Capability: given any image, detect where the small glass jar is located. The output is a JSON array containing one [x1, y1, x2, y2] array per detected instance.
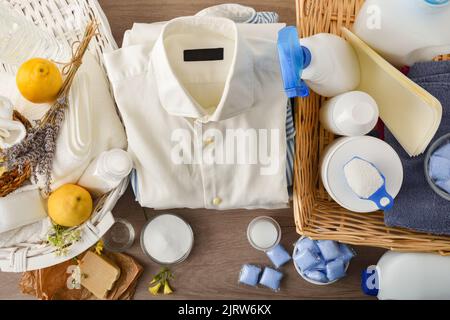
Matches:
[[102, 218, 135, 253], [247, 216, 281, 252], [424, 133, 450, 201]]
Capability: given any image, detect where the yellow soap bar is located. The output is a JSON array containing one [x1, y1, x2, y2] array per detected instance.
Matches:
[[80, 251, 121, 299]]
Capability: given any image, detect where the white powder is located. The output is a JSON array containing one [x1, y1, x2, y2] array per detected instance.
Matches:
[[344, 158, 384, 199], [142, 214, 193, 264], [249, 219, 279, 249]]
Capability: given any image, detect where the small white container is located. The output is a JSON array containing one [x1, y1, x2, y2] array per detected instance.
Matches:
[[319, 91, 379, 136], [320, 136, 403, 213], [247, 216, 281, 251], [78, 149, 133, 197]]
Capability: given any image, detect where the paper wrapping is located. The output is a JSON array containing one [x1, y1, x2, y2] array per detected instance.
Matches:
[[19, 251, 143, 300]]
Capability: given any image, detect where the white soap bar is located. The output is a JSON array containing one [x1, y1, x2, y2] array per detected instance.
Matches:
[[0, 189, 48, 234], [342, 28, 442, 157]]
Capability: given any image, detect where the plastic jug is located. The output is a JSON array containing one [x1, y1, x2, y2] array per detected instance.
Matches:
[[362, 251, 450, 300], [354, 0, 450, 67], [277, 27, 360, 98]]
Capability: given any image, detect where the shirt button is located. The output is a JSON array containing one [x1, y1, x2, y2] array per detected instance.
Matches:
[[213, 197, 222, 206], [204, 137, 215, 146]]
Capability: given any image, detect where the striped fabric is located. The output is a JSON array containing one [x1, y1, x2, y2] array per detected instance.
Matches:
[[286, 99, 296, 187], [247, 11, 280, 24], [247, 9, 296, 187]]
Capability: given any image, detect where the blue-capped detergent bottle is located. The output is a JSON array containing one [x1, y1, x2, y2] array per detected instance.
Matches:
[[362, 251, 450, 300], [278, 27, 360, 98], [354, 0, 450, 66]]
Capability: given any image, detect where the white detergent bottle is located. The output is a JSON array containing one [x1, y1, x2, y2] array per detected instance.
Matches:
[[354, 0, 450, 67], [278, 27, 360, 98], [362, 251, 450, 300], [78, 149, 133, 197]]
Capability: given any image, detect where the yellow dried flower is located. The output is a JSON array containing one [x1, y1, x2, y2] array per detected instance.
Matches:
[[149, 282, 161, 295], [94, 240, 104, 256], [163, 281, 173, 295]]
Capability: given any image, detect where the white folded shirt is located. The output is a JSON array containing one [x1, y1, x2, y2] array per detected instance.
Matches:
[[105, 17, 289, 210]]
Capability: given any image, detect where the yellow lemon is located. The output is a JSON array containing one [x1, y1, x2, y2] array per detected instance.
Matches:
[[48, 184, 93, 227], [16, 58, 63, 104]]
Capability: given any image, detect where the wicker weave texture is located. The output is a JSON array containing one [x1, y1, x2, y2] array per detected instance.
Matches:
[[0, 0, 126, 271], [294, 0, 450, 255]]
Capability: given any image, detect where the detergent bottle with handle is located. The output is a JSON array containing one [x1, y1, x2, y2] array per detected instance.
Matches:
[[353, 0, 450, 67], [277, 26, 360, 98], [362, 251, 450, 300]]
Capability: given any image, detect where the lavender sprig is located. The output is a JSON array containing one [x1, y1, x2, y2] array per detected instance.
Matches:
[[1, 106, 66, 194]]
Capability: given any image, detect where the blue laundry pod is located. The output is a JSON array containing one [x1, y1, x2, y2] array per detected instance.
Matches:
[[259, 267, 284, 291], [429, 155, 450, 181], [317, 240, 341, 262], [294, 248, 321, 272], [304, 270, 328, 283], [238, 264, 262, 287], [266, 244, 291, 268], [295, 237, 320, 254], [339, 243, 356, 263], [326, 259, 347, 282]]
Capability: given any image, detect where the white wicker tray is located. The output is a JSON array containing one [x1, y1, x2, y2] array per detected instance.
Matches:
[[0, 0, 127, 272]]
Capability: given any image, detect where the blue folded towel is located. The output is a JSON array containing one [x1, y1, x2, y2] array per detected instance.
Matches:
[[384, 61, 450, 235]]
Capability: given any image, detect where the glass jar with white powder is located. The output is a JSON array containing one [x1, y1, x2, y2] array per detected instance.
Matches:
[[140, 214, 194, 265]]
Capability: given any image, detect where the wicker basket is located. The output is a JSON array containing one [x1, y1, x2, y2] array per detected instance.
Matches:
[[293, 0, 450, 255], [0, 0, 128, 272]]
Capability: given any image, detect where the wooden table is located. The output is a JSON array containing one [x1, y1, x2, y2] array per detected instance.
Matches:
[[0, 0, 385, 300]]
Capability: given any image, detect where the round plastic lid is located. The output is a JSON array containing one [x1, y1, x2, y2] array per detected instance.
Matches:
[[333, 92, 379, 136], [324, 136, 403, 213], [425, 0, 449, 5]]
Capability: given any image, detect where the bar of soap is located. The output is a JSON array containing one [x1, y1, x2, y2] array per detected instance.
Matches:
[[80, 251, 121, 299]]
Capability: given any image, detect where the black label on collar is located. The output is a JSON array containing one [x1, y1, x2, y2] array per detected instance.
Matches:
[[183, 48, 224, 62]]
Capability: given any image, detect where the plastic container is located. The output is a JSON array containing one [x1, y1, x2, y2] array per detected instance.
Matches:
[[362, 251, 450, 300], [319, 91, 379, 136], [277, 27, 360, 98], [247, 216, 281, 251], [353, 0, 450, 67], [0, 3, 69, 65], [320, 136, 403, 213], [78, 149, 133, 197], [424, 133, 450, 201]]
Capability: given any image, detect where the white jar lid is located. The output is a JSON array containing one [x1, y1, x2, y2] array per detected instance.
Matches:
[[322, 136, 403, 213], [333, 91, 379, 136], [104, 149, 133, 177]]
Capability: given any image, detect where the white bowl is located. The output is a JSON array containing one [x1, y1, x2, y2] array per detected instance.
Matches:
[[293, 237, 350, 286]]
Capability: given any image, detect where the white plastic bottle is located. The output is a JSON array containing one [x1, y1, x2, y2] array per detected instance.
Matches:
[[300, 34, 360, 97], [362, 251, 450, 300], [78, 149, 133, 197], [353, 0, 450, 67]]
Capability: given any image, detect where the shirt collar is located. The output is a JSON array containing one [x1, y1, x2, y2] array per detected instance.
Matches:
[[151, 16, 255, 122]]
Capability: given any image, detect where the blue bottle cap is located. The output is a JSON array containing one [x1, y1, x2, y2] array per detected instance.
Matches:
[[425, 0, 449, 5], [277, 26, 310, 98], [361, 266, 379, 297]]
